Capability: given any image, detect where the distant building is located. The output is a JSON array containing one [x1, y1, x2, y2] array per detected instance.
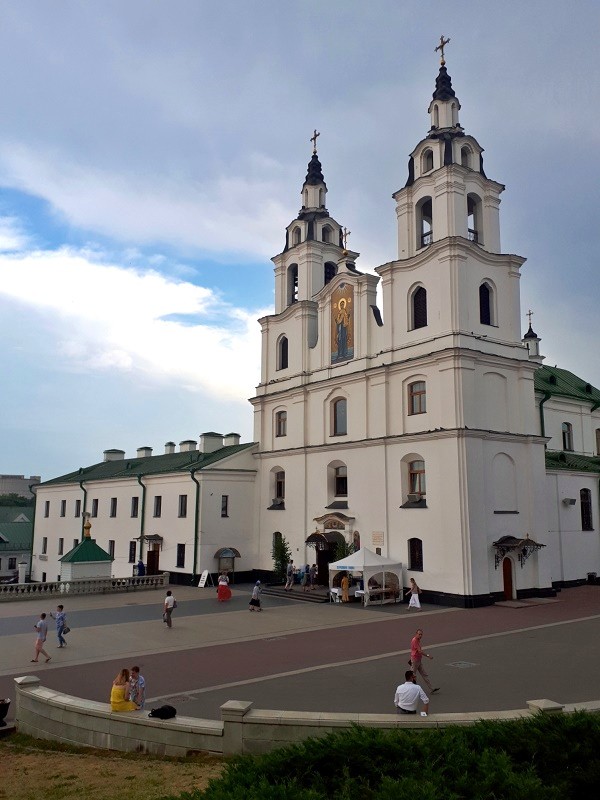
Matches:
[[0, 474, 41, 499], [0, 509, 33, 582]]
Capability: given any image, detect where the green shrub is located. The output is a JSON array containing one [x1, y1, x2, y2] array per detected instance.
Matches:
[[158, 713, 600, 800]]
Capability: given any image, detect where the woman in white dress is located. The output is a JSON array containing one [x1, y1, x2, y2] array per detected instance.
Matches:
[[405, 578, 422, 610]]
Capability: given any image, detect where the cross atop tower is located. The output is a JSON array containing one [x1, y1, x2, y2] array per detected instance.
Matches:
[[310, 129, 320, 155], [342, 227, 351, 250], [527, 309, 534, 327], [435, 35, 451, 66]]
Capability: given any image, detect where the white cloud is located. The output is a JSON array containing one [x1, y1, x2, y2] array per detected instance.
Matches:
[[0, 215, 30, 251], [0, 247, 267, 400]]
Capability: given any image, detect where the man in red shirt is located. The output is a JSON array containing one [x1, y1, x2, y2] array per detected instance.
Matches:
[[410, 628, 439, 694]]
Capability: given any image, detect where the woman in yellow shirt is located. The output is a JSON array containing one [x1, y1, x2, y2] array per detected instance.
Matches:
[[110, 668, 139, 712]]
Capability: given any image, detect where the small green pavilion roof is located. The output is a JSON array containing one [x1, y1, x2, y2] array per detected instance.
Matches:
[[60, 537, 113, 563]]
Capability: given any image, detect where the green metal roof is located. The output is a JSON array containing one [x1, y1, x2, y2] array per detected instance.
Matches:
[[60, 537, 113, 563], [40, 442, 256, 487], [545, 450, 600, 474], [535, 365, 600, 404], [0, 507, 33, 523], [0, 521, 33, 548]]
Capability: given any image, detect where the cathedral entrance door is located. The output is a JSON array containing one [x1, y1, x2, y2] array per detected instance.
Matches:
[[147, 547, 160, 576], [502, 557, 514, 600], [316, 546, 332, 587]]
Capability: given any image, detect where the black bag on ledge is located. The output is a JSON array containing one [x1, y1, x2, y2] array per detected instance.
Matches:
[[148, 705, 177, 720]]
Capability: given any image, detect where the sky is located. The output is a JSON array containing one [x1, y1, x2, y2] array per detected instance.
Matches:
[[1, 0, 599, 480]]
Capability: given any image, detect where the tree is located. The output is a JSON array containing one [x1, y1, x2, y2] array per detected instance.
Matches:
[[333, 540, 355, 561], [271, 534, 292, 583], [0, 494, 34, 507]]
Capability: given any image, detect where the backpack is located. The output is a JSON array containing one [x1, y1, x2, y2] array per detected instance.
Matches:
[[148, 705, 177, 720]]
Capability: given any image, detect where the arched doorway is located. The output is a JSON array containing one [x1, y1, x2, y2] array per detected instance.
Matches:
[[305, 530, 345, 586], [502, 557, 514, 601]]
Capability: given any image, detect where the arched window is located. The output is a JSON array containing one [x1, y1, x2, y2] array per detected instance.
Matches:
[[303, 190, 308, 208], [433, 104, 439, 127], [277, 336, 289, 370], [293, 227, 301, 246], [409, 460, 426, 497], [581, 488, 593, 530], [319, 188, 325, 207], [275, 470, 286, 501], [562, 422, 573, 451], [451, 102, 457, 126], [324, 261, 337, 285], [408, 538, 423, 571], [479, 282, 492, 325], [408, 381, 426, 415], [461, 146, 471, 168], [332, 398, 347, 436], [322, 224, 332, 243], [286, 265, 298, 306], [273, 530, 282, 549], [275, 410, 287, 437], [334, 465, 348, 496], [467, 194, 482, 243], [417, 197, 433, 248], [411, 286, 428, 330], [422, 148, 434, 173]]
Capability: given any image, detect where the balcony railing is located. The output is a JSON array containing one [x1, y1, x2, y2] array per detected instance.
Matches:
[[0, 572, 170, 601]]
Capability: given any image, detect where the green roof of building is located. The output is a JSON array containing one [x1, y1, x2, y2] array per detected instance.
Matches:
[[60, 537, 113, 563], [0, 521, 33, 548], [40, 442, 256, 487], [0, 507, 33, 523], [535, 365, 600, 404], [545, 450, 600, 474]]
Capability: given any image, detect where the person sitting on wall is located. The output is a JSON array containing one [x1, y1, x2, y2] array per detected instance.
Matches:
[[111, 668, 140, 712], [394, 670, 429, 716]]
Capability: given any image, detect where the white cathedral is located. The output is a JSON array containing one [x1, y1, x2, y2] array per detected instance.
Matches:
[[31, 55, 600, 607]]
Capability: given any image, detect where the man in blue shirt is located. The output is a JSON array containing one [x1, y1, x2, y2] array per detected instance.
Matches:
[[50, 604, 67, 648]]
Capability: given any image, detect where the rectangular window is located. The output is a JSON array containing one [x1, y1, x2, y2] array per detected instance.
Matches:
[[75, 499, 81, 518], [408, 381, 427, 415], [153, 496, 162, 517], [91, 498, 99, 517], [108, 540, 115, 558], [58, 538, 64, 556], [335, 466, 348, 497], [44, 501, 50, 518], [8, 557, 17, 570], [128, 541, 136, 563], [42, 572, 46, 582], [275, 471, 285, 500], [110, 497, 118, 518], [178, 494, 188, 518], [332, 398, 347, 436], [275, 410, 287, 437], [73, 538, 79, 550], [42, 537, 48, 555], [60, 500, 66, 517], [176, 543, 185, 568], [221, 495, 229, 518], [131, 496, 139, 518]]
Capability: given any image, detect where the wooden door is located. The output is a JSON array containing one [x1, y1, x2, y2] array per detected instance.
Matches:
[[502, 557, 513, 600], [147, 548, 160, 576]]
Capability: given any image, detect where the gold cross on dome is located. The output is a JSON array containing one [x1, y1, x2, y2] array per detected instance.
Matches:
[[342, 227, 351, 249], [435, 35, 451, 66], [310, 129, 320, 154], [527, 309, 534, 326]]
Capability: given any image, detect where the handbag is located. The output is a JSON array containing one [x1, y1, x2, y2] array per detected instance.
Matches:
[[173, 600, 178, 609], [62, 625, 71, 635]]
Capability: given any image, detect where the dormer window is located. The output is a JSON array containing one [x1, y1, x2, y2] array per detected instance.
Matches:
[[322, 224, 332, 243], [293, 227, 301, 246], [422, 148, 434, 173], [461, 146, 471, 168]]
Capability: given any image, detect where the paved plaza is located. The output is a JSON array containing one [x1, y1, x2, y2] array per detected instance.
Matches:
[[1, 584, 599, 723]]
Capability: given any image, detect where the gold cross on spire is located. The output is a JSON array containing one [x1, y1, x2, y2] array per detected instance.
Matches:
[[435, 35, 451, 66], [310, 129, 320, 155], [527, 309, 534, 327], [342, 227, 351, 250]]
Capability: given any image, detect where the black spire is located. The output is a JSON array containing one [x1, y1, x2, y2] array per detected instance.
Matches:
[[305, 153, 325, 186], [432, 65, 456, 101], [523, 324, 538, 340]]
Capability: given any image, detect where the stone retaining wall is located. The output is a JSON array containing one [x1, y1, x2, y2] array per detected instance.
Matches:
[[0, 573, 169, 601], [14, 676, 600, 757]]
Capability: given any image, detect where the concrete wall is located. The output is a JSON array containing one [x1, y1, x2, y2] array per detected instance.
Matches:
[[15, 676, 600, 758]]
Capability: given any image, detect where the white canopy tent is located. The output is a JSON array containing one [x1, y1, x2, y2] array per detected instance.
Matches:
[[328, 547, 403, 606]]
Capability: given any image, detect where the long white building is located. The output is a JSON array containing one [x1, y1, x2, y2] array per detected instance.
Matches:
[[31, 57, 600, 605]]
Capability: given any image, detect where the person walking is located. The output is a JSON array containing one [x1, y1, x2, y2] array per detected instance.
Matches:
[[129, 666, 146, 708], [285, 559, 294, 591], [410, 628, 439, 694], [309, 563, 317, 590], [394, 670, 430, 715], [249, 580, 262, 611], [163, 590, 176, 628], [405, 578, 422, 610], [31, 613, 51, 663], [301, 565, 310, 592], [217, 571, 232, 602], [50, 604, 68, 648]]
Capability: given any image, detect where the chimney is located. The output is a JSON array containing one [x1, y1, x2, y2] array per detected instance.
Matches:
[[164, 441, 176, 454], [103, 449, 125, 462], [179, 440, 197, 453], [223, 432, 241, 447], [199, 432, 224, 453], [137, 446, 153, 458]]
